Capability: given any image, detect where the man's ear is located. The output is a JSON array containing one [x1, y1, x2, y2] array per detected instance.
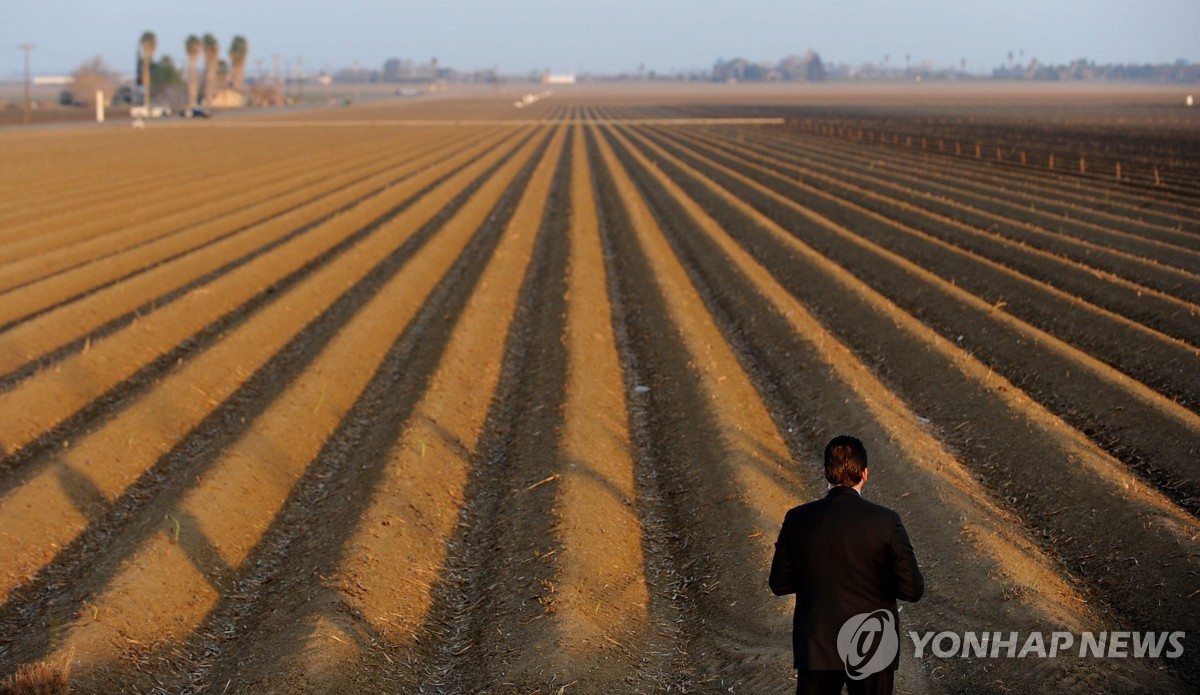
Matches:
[[861, 467, 869, 485]]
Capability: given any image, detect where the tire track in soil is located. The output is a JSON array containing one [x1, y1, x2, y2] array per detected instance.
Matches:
[[683, 127, 1200, 350], [0, 128, 515, 473], [639, 126, 1200, 515], [12, 129, 549, 694], [0, 129, 539, 671], [610, 124, 1187, 694], [173, 127, 562, 695], [616, 124, 1200, 687], [590, 125, 813, 693]]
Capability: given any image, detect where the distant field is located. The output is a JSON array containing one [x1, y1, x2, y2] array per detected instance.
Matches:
[[0, 84, 1197, 694]]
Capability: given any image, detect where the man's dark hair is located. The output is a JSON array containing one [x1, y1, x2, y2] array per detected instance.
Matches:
[[824, 435, 868, 486]]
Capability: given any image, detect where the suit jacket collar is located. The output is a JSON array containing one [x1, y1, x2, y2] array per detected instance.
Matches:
[[826, 485, 861, 498]]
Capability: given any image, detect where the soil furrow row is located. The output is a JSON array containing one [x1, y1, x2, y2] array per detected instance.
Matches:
[[0, 136, 382, 260], [0, 128, 547, 693], [733, 127, 1200, 280], [676, 126, 1200, 348], [608, 123, 1188, 694], [0, 129, 531, 614], [589, 124, 808, 692], [587, 121, 706, 692], [549, 126, 663, 686], [0, 147, 252, 233], [656, 127, 1200, 405], [646, 125, 1200, 512], [422, 126, 599, 692], [1, 96, 1193, 695], [0, 129, 337, 218], [774, 125, 1200, 239], [773, 113, 1200, 196], [0, 130, 388, 249], [721, 130, 1200, 308], [0, 130, 449, 296], [0, 129, 469, 326], [0, 128, 515, 465], [616, 122, 1200, 685], [0, 129, 508, 399], [157, 127, 560, 695]]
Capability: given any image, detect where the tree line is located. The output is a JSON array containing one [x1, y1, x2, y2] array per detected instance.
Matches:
[[989, 58, 1200, 83], [712, 52, 826, 82], [139, 31, 249, 108], [65, 32, 249, 109]]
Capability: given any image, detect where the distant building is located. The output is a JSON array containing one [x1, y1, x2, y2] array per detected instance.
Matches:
[[207, 87, 248, 108], [33, 75, 73, 86], [542, 73, 576, 85]]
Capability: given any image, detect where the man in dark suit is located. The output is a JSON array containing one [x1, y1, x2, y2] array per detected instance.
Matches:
[[770, 435, 924, 695]]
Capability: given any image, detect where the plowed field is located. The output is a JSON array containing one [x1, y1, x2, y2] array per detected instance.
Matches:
[[1, 85, 1197, 694]]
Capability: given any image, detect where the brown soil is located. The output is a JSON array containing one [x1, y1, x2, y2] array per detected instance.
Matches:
[[0, 85, 1195, 694]]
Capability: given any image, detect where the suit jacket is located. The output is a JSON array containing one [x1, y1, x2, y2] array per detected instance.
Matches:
[[769, 486, 924, 670]]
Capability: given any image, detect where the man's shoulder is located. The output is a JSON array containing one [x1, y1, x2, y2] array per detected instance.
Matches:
[[857, 494, 902, 519], [784, 496, 827, 519], [785, 491, 901, 523]]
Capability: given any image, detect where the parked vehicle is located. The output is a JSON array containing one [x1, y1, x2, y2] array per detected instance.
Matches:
[[181, 107, 211, 119], [130, 104, 171, 118]]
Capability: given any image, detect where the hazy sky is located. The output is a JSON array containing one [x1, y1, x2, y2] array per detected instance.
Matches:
[[4, 0, 1198, 78]]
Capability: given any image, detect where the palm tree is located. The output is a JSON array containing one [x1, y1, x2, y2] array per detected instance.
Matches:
[[229, 36, 249, 91], [185, 35, 201, 109], [202, 33, 219, 105], [139, 31, 156, 108]]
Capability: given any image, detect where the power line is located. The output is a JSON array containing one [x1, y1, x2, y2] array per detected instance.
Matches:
[[18, 44, 35, 125]]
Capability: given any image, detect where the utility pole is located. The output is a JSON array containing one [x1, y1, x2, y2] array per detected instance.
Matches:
[[18, 44, 35, 125], [272, 53, 281, 103], [296, 55, 303, 101]]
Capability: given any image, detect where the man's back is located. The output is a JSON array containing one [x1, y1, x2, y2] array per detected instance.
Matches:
[[769, 486, 924, 671]]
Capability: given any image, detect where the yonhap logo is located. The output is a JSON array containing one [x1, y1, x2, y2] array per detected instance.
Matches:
[[838, 610, 899, 679]]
